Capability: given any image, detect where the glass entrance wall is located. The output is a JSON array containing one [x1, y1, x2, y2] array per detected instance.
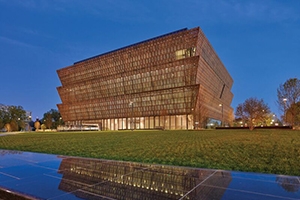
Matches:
[[149, 117, 154, 129], [65, 114, 195, 130], [170, 116, 175, 129], [83, 114, 193, 130]]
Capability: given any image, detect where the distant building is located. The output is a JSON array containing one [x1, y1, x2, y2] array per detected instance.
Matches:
[[57, 27, 234, 130]]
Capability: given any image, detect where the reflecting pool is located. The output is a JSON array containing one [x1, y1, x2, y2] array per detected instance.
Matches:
[[0, 150, 299, 199]]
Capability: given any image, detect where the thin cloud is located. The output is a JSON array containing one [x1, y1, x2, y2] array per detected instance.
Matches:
[[230, 1, 300, 22], [0, 0, 66, 13], [69, 0, 153, 23], [170, 0, 300, 24], [0, 35, 38, 48], [1, 0, 41, 9]]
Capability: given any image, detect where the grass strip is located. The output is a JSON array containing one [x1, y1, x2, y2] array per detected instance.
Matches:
[[0, 129, 299, 176]]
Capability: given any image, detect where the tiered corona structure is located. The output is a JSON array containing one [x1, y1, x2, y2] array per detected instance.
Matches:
[[57, 27, 233, 130]]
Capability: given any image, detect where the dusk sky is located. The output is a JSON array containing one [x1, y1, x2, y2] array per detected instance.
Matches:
[[0, 0, 299, 119]]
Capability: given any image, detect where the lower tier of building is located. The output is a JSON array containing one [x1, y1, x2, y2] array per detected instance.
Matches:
[[58, 114, 211, 131]]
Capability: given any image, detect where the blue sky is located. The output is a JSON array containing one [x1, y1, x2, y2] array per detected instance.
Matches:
[[0, 0, 299, 119]]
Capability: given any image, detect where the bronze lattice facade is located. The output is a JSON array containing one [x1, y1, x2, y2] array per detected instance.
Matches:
[[57, 27, 233, 130]]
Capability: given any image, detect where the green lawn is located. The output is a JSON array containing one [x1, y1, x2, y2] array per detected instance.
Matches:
[[0, 129, 299, 176]]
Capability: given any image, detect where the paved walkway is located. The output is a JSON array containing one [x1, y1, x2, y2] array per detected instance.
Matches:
[[0, 131, 23, 136], [0, 150, 299, 200]]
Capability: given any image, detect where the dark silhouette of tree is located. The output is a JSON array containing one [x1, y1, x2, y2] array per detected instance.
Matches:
[[277, 78, 300, 126], [285, 102, 300, 127]]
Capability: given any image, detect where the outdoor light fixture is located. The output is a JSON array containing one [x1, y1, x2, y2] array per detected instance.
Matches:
[[283, 98, 287, 125], [219, 103, 223, 127]]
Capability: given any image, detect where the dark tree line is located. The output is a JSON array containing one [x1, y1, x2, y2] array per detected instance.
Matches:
[[0, 106, 63, 132]]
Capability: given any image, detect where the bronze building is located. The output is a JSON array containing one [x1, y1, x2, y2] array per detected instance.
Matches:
[[57, 27, 233, 130]]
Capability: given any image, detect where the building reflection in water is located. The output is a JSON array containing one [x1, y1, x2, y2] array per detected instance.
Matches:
[[57, 157, 232, 200]]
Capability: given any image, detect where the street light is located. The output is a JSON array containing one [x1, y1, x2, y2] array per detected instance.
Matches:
[[219, 103, 223, 127], [283, 98, 287, 125], [129, 101, 134, 130]]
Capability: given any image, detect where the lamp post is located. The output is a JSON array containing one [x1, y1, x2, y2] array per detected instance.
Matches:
[[129, 101, 134, 130], [283, 98, 287, 125], [219, 103, 223, 127]]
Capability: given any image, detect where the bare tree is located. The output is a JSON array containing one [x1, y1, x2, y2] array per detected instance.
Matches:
[[235, 97, 270, 130], [277, 78, 300, 126]]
